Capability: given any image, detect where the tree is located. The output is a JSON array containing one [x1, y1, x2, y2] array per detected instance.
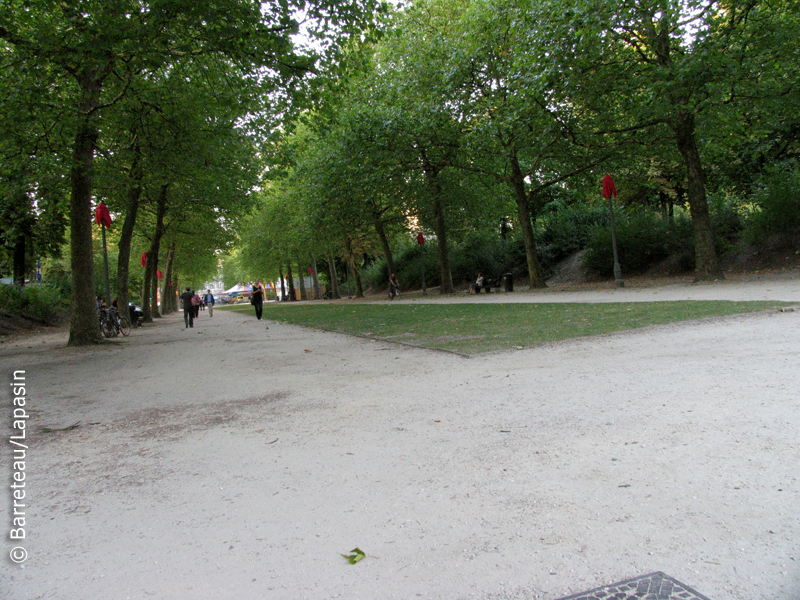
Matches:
[[533, 0, 800, 279], [1, 0, 384, 344]]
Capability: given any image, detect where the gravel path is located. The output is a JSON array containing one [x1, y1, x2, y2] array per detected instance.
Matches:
[[2, 275, 799, 600]]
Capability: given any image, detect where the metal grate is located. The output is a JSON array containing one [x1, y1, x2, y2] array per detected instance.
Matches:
[[554, 571, 713, 600]]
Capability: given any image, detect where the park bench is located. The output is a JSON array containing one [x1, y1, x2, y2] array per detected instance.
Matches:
[[475, 273, 513, 293]]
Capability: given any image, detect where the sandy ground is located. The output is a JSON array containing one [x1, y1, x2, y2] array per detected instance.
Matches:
[[2, 275, 799, 600]]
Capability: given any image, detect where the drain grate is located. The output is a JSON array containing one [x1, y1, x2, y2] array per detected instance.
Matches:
[[554, 571, 712, 600]]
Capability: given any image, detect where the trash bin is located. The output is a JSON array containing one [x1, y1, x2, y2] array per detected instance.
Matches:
[[504, 272, 513, 292]]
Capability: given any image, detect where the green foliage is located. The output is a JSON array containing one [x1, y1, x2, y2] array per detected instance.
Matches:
[[583, 210, 693, 276], [706, 190, 748, 256], [747, 163, 800, 244], [0, 283, 68, 323], [363, 233, 527, 290], [537, 204, 610, 271]]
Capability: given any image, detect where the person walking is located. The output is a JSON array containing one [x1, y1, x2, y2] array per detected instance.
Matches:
[[204, 289, 215, 317], [192, 290, 201, 319], [180, 287, 195, 328], [251, 280, 264, 320], [389, 272, 400, 300]]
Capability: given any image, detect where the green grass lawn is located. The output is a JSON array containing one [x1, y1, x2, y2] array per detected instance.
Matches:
[[221, 300, 790, 355]]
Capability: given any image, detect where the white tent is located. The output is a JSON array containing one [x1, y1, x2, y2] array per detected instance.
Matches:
[[223, 283, 252, 295]]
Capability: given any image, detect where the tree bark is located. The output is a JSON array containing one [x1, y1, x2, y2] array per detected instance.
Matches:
[[419, 157, 454, 294], [67, 74, 105, 346], [161, 242, 175, 315], [673, 110, 722, 280], [150, 265, 160, 318], [286, 261, 296, 301], [509, 150, 546, 288], [328, 250, 340, 299], [352, 258, 364, 298], [142, 184, 168, 322], [309, 252, 321, 299], [370, 207, 396, 280], [116, 141, 142, 322], [296, 255, 307, 300]]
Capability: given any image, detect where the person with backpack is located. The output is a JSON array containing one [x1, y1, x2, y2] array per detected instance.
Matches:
[[204, 289, 215, 317]]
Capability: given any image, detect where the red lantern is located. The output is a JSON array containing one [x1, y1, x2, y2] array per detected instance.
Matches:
[[141, 252, 147, 267], [307, 267, 313, 274], [157, 269, 163, 279], [417, 232, 425, 245], [602, 174, 617, 199], [94, 202, 112, 228]]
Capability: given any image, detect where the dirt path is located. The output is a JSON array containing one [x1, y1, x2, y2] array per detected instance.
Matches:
[[2, 277, 799, 600]]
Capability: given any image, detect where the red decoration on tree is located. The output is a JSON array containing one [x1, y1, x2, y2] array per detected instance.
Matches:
[[141, 252, 147, 267], [417, 232, 425, 245], [94, 202, 112, 228], [307, 267, 313, 274], [157, 269, 163, 279], [602, 174, 617, 199]]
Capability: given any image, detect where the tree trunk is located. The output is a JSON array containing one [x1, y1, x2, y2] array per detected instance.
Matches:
[[509, 151, 546, 288], [150, 266, 160, 317], [142, 184, 168, 322], [352, 257, 364, 298], [142, 250, 153, 322], [296, 255, 307, 300], [161, 242, 175, 315], [370, 207, 396, 280], [328, 250, 340, 299], [673, 111, 721, 280], [170, 272, 179, 312], [309, 252, 321, 299], [278, 265, 286, 301], [67, 76, 104, 346], [116, 141, 142, 322], [420, 157, 454, 294], [286, 261, 296, 301]]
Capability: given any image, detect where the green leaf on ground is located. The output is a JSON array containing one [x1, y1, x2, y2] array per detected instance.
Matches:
[[341, 547, 365, 564]]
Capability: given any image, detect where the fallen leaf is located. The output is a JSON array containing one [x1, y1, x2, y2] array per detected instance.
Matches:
[[304, 349, 312, 353], [341, 547, 365, 564]]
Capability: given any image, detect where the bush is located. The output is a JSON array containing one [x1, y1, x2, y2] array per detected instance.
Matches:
[[362, 233, 528, 292], [0, 283, 69, 323], [537, 204, 609, 273], [747, 164, 800, 245], [583, 210, 693, 277]]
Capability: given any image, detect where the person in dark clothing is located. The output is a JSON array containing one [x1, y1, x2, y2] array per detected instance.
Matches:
[[180, 287, 195, 328], [251, 280, 264, 320]]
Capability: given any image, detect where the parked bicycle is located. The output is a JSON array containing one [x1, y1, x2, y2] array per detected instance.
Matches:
[[99, 306, 130, 338]]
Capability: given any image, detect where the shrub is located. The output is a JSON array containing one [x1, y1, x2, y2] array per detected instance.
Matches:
[[0, 283, 69, 323], [746, 164, 800, 245], [583, 210, 693, 276], [537, 204, 609, 273]]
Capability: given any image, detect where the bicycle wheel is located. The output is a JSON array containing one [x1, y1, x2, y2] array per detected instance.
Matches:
[[118, 317, 131, 337], [101, 316, 114, 338]]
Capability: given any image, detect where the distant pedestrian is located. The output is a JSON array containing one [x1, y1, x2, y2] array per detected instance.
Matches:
[[204, 289, 215, 317], [389, 273, 400, 300], [180, 287, 194, 328], [192, 291, 201, 318], [251, 280, 264, 320]]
